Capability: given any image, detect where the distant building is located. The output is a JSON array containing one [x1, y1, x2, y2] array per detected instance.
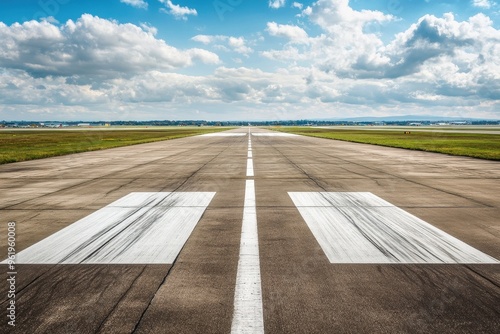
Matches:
[[78, 123, 90, 127]]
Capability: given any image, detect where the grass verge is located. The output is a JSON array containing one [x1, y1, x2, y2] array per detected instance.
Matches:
[[0, 127, 233, 164], [273, 127, 500, 161]]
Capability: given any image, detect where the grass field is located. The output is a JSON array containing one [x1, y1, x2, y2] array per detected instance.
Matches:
[[273, 127, 500, 161], [0, 127, 232, 164]]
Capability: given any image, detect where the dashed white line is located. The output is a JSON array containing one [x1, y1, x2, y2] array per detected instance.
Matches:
[[246, 159, 254, 177], [231, 179, 264, 334], [247, 131, 254, 177]]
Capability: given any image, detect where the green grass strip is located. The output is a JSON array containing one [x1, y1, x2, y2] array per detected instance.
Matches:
[[273, 127, 500, 161], [0, 127, 233, 164]]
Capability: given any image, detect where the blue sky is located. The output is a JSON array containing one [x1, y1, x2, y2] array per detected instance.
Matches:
[[0, 0, 499, 121]]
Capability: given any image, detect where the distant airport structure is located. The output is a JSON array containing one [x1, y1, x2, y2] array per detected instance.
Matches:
[[0, 117, 497, 128]]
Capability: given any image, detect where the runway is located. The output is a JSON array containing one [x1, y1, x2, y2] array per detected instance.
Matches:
[[1, 128, 499, 333]]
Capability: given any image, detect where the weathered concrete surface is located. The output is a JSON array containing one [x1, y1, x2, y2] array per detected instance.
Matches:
[[1, 128, 499, 333]]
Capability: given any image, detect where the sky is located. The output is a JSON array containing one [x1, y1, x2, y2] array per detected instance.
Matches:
[[0, 0, 499, 121]]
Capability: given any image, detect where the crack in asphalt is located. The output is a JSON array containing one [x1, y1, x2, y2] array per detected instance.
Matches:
[[95, 265, 147, 333]]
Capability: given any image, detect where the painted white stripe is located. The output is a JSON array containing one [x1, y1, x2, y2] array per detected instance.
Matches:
[[231, 180, 264, 334], [289, 192, 499, 264], [251, 133, 298, 137], [248, 151, 253, 158], [246, 159, 254, 177], [9, 192, 215, 264], [201, 133, 247, 137]]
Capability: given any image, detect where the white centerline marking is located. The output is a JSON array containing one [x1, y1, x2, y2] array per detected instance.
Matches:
[[289, 192, 499, 264], [8, 192, 215, 264], [247, 159, 254, 177], [247, 133, 254, 177], [231, 180, 264, 334]]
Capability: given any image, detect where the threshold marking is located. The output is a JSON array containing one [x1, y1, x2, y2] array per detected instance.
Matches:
[[231, 180, 264, 333], [10, 192, 215, 264], [289, 192, 499, 264]]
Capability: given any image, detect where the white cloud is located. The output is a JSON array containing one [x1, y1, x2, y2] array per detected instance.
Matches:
[[383, 13, 500, 80], [263, 0, 497, 91], [307, 0, 394, 32], [159, 0, 197, 20], [1, 1, 499, 121], [261, 46, 308, 62], [267, 0, 393, 75], [266, 22, 309, 43], [120, 0, 148, 9], [192, 35, 253, 54], [269, 0, 286, 9], [0, 15, 219, 78], [301, 6, 312, 16], [292, 2, 303, 9], [259, 1, 500, 113], [191, 34, 219, 44], [409, 91, 445, 101], [228, 37, 253, 54], [472, 0, 493, 9], [1, 62, 498, 121]]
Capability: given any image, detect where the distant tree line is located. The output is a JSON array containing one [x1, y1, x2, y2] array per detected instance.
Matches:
[[1, 119, 499, 128]]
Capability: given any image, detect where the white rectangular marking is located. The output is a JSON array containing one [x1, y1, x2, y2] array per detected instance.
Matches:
[[289, 192, 499, 264], [246, 158, 254, 177], [248, 151, 253, 158], [9, 192, 215, 264], [231, 180, 264, 334]]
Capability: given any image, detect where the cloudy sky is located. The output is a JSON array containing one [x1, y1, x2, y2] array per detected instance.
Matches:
[[0, 0, 499, 121]]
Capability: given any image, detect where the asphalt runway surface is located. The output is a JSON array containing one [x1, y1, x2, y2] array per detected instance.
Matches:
[[1, 128, 499, 333]]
